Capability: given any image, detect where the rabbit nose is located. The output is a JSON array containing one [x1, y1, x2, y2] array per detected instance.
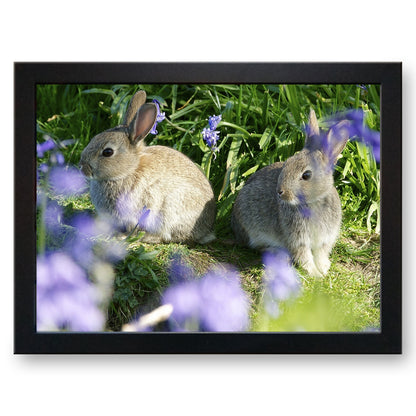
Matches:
[[278, 189, 284, 197], [80, 162, 92, 177]]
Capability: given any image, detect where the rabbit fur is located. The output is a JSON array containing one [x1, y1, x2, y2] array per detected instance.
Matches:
[[80, 90, 216, 244], [231, 109, 350, 277]]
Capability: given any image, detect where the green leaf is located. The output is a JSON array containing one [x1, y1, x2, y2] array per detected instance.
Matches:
[[138, 250, 159, 261], [242, 165, 259, 177], [367, 201, 380, 233], [226, 135, 243, 168], [259, 127, 272, 150], [82, 88, 117, 99]]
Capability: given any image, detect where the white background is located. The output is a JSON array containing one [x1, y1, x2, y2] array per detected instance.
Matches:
[[1, 1, 413, 414]]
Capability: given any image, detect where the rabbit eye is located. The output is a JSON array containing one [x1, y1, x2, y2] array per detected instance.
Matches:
[[302, 170, 312, 180], [102, 148, 114, 157]]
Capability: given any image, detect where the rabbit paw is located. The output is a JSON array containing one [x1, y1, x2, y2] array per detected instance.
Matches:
[[303, 261, 324, 278], [315, 257, 331, 276], [295, 248, 323, 278], [313, 247, 332, 276]]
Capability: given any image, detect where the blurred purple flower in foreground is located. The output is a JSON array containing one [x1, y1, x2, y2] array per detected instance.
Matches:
[[65, 213, 126, 269], [163, 257, 249, 332], [37, 252, 105, 331], [308, 109, 380, 163], [116, 193, 162, 234], [150, 99, 166, 135], [49, 166, 88, 196], [296, 192, 312, 218], [262, 250, 301, 318], [37, 137, 56, 157], [43, 200, 63, 232], [168, 253, 195, 284], [339, 109, 380, 162]]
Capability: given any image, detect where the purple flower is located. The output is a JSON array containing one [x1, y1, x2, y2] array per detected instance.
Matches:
[[296, 192, 312, 218], [39, 163, 49, 173], [150, 99, 166, 135], [137, 206, 162, 233], [64, 234, 96, 270], [202, 128, 220, 149], [201, 114, 222, 152], [71, 213, 101, 238], [116, 194, 162, 234], [362, 129, 380, 162], [49, 166, 88, 196], [168, 254, 195, 284], [37, 138, 56, 158], [198, 267, 249, 332], [163, 261, 249, 332], [262, 250, 301, 318], [208, 114, 222, 130], [51, 151, 65, 165], [71, 213, 113, 238], [163, 280, 201, 331], [320, 109, 381, 163], [66, 213, 126, 268], [43, 200, 63, 232], [37, 252, 105, 331]]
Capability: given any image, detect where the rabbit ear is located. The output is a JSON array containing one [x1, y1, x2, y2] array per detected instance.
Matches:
[[304, 109, 322, 150], [307, 109, 320, 137], [304, 110, 350, 164], [326, 120, 350, 159], [124, 90, 147, 125], [128, 103, 158, 145]]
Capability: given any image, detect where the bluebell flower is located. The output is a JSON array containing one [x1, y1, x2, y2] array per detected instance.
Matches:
[[316, 109, 381, 163], [52, 151, 65, 165], [137, 206, 162, 233], [37, 252, 105, 331], [201, 114, 222, 152], [43, 200, 63, 233], [65, 213, 107, 269], [49, 166, 88, 196], [208, 114, 222, 130], [71, 213, 102, 238], [116, 193, 162, 234], [37, 137, 56, 158], [198, 267, 249, 332], [150, 99, 166, 135], [168, 254, 196, 284], [202, 128, 220, 149], [163, 260, 249, 332], [296, 192, 312, 218], [64, 234, 96, 270], [363, 129, 380, 162], [163, 280, 201, 331], [63, 216, 126, 273], [262, 250, 301, 318]]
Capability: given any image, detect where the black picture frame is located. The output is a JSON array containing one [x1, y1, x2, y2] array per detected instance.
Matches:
[[14, 62, 402, 354]]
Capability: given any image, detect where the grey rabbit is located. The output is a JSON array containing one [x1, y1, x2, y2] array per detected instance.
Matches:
[[80, 90, 216, 244], [231, 109, 350, 277]]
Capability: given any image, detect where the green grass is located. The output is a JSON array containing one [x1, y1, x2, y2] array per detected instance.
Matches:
[[36, 83, 381, 332]]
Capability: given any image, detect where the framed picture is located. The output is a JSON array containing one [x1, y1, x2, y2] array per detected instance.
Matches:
[[14, 62, 401, 354]]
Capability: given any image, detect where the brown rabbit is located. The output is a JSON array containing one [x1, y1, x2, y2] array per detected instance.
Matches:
[[80, 90, 216, 244], [231, 110, 350, 277]]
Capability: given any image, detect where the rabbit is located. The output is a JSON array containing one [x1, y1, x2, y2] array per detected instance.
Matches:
[[231, 109, 350, 277], [79, 90, 216, 244]]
